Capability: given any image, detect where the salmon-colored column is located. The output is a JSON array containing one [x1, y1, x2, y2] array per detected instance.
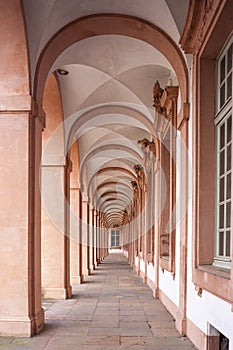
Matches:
[[81, 196, 91, 276], [96, 212, 101, 264], [89, 206, 95, 271], [104, 225, 108, 257], [0, 105, 45, 336], [70, 182, 83, 284], [100, 216, 104, 261], [176, 120, 189, 335], [41, 159, 72, 299], [93, 210, 98, 268]]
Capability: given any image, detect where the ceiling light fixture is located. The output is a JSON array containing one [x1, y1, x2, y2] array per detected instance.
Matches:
[[56, 68, 69, 76]]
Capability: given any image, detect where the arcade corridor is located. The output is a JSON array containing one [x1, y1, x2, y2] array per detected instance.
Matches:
[[0, 254, 195, 349], [1, 2, 233, 349]]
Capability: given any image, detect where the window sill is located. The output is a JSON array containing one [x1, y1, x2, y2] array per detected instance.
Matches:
[[193, 264, 233, 304], [159, 256, 175, 277], [198, 264, 231, 279], [146, 252, 153, 264]]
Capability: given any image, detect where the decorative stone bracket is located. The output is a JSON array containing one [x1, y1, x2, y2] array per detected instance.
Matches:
[[137, 138, 157, 172], [153, 80, 179, 136]]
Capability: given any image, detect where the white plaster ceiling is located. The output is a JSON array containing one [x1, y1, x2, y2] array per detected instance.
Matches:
[[22, 1, 189, 227], [22, 0, 189, 78]]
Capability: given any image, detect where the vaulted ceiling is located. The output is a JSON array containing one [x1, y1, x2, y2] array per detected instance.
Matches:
[[22, 0, 189, 227]]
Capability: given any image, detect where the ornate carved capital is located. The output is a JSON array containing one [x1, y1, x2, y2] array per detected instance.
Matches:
[[133, 164, 145, 190], [153, 80, 165, 114], [138, 138, 156, 156], [153, 81, 179, 135]]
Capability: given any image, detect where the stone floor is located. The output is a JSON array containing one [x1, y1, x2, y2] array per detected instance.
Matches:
[[0, 254, 196, 349]]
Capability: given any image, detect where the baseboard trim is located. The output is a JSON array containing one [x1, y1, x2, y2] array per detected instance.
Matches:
[[0, 308, 44, 337], [186, 318, 207, 350]]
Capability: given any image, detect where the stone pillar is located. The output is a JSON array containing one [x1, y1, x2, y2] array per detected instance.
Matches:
[[93, 210, 98, 268], [0, 99, 44, 336], [104, 227, 108, 257], [96, 212, 101, 264], [176, 120, 188, 335], [89, 206, 95, 271], [81, 196, 91, 276], [100, 216, 104, 260], [70, 182, 83, 284], [41, 158, 72, 299]]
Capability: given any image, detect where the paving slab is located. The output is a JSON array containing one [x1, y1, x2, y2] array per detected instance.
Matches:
[[0, 254, 196, 349]]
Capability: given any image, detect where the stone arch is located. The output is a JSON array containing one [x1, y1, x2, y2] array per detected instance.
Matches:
[[34, 14, 189, 117]]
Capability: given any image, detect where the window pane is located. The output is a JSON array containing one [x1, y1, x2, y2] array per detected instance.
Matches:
[[220, 83, 225, 107], [220, 150, 225, 175], [226, 231, 231, 257], [226, 202, 231, 228], [227, 43, 232, 72], [215, 37, 232, 264], [219, 205, 225, 228], [220, 123, 225, 149], [219, 177, 225, 202], [227, 73, 232, 100], [227, 145, 231, 171], [227, 173, 231, 199], [219, 231, 224, 255], [220, 56, 226, 82], [227, 115, 232, 143]]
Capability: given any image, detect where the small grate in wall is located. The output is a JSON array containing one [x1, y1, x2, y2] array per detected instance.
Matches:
[[220, 333, 229, 350]]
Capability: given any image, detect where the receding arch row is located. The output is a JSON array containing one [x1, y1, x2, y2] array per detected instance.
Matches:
[[90, 165, 138, 219], [93, 182, 133, 213], [96, 190, 131, 206], [88, 167, 137, 198], [68, 103, 155, 152], [81, 144, 143, 192]]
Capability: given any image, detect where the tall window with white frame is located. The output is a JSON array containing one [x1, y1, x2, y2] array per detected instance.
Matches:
[[214, 35, 233, 268], [111, 229, 120, 247]]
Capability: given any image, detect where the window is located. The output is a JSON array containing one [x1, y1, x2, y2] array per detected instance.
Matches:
[[214, 36, 233, 268], [111, 229, 120, 247], [190, 0, 233, 304]]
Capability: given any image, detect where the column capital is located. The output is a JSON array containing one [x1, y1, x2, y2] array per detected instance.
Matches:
[[81, 193, 89, 203], [70, 180, 81, 190], [41, 156, 72, 170], [0, 95, 46, 128]]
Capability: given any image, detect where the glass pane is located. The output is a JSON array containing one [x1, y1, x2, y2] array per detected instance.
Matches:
[[220, 123, 225, 148], [220, 83, 225, 107], [227, 115, 232, 143], [220, 150, 225, 175], [227, 145, 231, 170], [226, 231, 231, 257], [226, 202, 231, 228], [227, 173, 231, 199], [220, 56, 226, 82], [227, 73, 232, 99], [227, 43, 232, 72], [219, 177, 225, 202], [219, 231, 224, 255], [219, 205, 225, 228]]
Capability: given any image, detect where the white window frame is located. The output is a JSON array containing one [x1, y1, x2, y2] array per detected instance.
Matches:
[[214, 34, 233, 269], [111, 229, 120, 247]]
